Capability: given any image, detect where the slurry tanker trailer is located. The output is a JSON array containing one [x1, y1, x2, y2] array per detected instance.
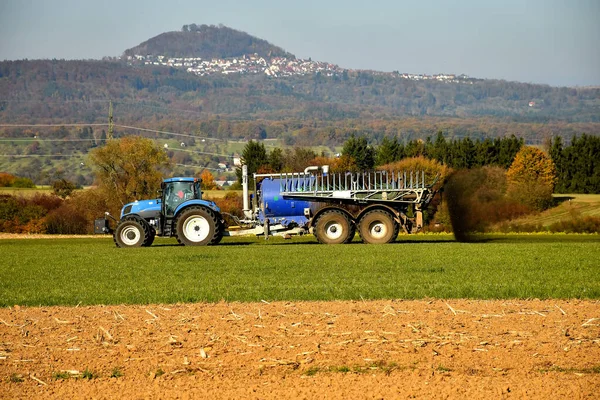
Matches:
[[95, 165, 438, 247]]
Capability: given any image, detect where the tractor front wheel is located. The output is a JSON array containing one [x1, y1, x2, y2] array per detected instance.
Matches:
[[175, 207, 220, 246], [114, 218, 149, 248]]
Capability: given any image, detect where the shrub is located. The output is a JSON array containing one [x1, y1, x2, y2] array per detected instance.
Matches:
[[209, 192, 243, 218], [0, 172, 16, 187], [378, 156, 451, 191], [444, 167, 534, 239], [309, 155, 357, 173], [44, 203, 88, 234], [0, 194, 60, 233], [549, 216, 600, 233], [12, 177, 35, 188], [496, 221, 547, 233], [66, 188, 118, 234], [0, 173, 35, 188], [52, 179, 78, 199], [507, 181, 554, 211], [29, 194, 63, 212]]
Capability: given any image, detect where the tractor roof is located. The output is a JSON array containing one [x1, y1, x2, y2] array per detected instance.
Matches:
[[163, 177, 196, 183]]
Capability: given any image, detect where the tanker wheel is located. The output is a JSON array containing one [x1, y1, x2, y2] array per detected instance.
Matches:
[[314, 210, 352, 244], [175, 206, 219, 246], [344, 223, 356, 244], [113, 217, 149, 248], [358, 210, 397, 244]]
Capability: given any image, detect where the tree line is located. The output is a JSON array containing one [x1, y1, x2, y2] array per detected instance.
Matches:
[[550, 134, 600, 193], [239, 133, 598, 194]]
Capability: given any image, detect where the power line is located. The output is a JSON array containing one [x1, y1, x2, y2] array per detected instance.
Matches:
[[0, 123, 108, 127], [0, 139, 97, 142], [115, 124, 222, 141], [169, 147, 234, 158], [174, 163, 223, 171], [0, 154, 84, 158], [114, 101, 206, 116], [0, 123, 223, 142]]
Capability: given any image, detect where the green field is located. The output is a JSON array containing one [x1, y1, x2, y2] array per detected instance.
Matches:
[[500, 194, 600, 228], [0, 186, 54, 196], [1, 234, 598, 307]]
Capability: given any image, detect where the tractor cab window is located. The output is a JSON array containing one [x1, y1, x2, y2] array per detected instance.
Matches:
[[164, 181, 195, 216], [194, 181, 202, 199]]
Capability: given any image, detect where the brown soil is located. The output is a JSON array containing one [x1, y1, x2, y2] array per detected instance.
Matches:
[[1, 300, 599, 399]]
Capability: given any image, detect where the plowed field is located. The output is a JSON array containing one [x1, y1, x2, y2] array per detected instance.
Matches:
[[1, 300, 599, 399]]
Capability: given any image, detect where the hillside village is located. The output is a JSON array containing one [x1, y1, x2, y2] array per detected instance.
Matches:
[[125, 53, 471, 83]]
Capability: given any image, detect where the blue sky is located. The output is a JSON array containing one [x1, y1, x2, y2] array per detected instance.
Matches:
[[0, 0, 598, 87]]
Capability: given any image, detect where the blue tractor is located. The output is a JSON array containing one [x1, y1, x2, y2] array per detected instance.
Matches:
[[100, 177, 223, 248]]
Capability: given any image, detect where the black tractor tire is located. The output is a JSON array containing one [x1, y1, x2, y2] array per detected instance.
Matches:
[[211, 219, 224, 245], [175, 206, 220, 246], [314, 210, 353, 244], [143, 226, 156, 247], [113, 217, 149, 248], [358, 210, 397, 244]]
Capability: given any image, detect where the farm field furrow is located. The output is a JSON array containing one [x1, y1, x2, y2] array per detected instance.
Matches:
[[1, 300, 599, 399]]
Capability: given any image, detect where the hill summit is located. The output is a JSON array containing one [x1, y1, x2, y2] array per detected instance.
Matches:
[[123, 24, 294, 60]]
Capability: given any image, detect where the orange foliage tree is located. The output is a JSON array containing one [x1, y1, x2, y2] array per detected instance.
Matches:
[[506, 146, 557, 210], [200, 170, 218, 190]]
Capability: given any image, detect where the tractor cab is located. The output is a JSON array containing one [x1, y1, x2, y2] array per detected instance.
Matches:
[[162, 178, 202, 217]]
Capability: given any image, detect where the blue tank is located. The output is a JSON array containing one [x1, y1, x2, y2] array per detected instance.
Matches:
[[257, 177, 312, 227]]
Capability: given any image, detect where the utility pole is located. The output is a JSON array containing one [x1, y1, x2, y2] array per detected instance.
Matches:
[[107, 100, 114, 140]]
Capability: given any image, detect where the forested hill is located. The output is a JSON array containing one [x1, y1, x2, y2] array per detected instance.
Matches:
[[1, 24, 600, 143], [1, 58, 599, 127], [123, 24, 294, 59]]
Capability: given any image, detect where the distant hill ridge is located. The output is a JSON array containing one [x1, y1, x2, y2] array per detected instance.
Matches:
[[124, 24, 294, 60]]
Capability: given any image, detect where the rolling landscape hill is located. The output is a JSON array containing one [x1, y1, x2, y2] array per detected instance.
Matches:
[[124, 24, 294, 60], [0, 24, 599, 185]]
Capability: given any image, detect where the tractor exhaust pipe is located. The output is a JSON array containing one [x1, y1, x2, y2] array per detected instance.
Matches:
[[242, 165, 252, 219]]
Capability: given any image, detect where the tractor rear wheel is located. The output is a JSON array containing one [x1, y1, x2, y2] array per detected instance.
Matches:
[[175, 206, 220, 246], [314, 210, 353, 244], [114, 218, 149, 248], [358, 210, 397, 244]]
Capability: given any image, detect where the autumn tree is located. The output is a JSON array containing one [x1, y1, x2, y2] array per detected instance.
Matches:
[[283, 147, 317, 172], [378, 156, 450, 191], [200, 170, 218, 190], [88, 136, 171, 207], [506, 146, 557, 210], [51, 178, 77, 199]]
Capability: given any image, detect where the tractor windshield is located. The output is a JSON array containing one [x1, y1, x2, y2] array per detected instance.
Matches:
[[164, 181, 196, 216]]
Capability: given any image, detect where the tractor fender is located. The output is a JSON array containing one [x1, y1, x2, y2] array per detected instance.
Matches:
[[174, 199, 221, 217]]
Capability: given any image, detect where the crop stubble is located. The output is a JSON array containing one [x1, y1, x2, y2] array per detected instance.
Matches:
[[1, 299, 599, 399]]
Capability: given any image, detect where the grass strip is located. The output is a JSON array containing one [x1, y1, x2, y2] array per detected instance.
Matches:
[[0, 234, 598, 306]]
